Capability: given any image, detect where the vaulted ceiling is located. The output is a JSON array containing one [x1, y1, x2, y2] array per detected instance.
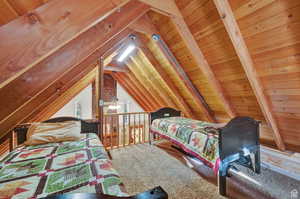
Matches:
[[0, 0, 299, 153]]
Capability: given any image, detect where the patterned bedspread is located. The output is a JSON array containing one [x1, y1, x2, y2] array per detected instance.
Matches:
[[151, 117, 220, 173], [0, 133, 127, 199]]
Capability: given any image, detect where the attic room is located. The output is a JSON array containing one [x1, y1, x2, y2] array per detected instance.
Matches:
[[0, 0, 299, 198]]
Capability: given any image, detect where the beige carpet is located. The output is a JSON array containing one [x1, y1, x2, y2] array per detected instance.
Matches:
[[111, 143, 225, 199]]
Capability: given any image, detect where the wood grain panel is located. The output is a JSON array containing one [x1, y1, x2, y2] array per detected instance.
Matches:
[[0, 0, 18, 25], [0, 0, 130, 88], [32, 68, 96, 121], [0, 2, 149, 138], [137, 34, 194, 118], [175, 0, 264, 121], [126, 71, 160, 110], [130, 52, 178, 109], [230, 0, 300, 151], [113, 72, 151, 111], [0, 28, 133, 137], [126, 58, 167, 109]]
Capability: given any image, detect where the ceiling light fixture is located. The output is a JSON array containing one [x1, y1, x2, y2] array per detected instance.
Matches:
[[117, 45, 136, 62]]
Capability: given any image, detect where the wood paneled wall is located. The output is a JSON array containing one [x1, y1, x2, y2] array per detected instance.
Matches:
[[148, 11, 229, 122], [174, 0, 300, 151], [0, 0, 49, 25], [230, 0, 300, 151]]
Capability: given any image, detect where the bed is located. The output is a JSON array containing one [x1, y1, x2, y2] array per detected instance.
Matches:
[[150, 107, 261, 196], [1, 117, 167, 199]]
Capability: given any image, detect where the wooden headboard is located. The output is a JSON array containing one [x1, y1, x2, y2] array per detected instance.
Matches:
[[150, 107, 181, 123], [14, 117, 99, 145]]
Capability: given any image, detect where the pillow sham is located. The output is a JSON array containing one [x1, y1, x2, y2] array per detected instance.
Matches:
[[24, 121, 81, 146]]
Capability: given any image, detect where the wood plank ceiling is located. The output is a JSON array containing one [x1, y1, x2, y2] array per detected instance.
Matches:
[[0, 0, 300, 152]]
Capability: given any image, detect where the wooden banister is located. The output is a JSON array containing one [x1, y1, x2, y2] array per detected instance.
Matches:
[[103, 112, 150, 149]]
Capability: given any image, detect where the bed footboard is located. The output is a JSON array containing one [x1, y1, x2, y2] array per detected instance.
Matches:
[[218, 116, 260, 195], [150, 107, 261, 197]]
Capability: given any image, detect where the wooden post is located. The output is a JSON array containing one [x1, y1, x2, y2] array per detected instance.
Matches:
[[92, 80, 97, 119], [98, 57, 104, 141]]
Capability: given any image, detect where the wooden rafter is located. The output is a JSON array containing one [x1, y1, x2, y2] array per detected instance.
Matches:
[[171, 18, 236, 119], [213, 0, 285, 150], [126, 71, 160, 110], [154, 36, 215, 122], [130, 15, 215, 122], [0, 0, 130, 88], [135, 35, 194, 118], [138, 0, 181, 17], [0, 1, 146, 124], [0, 28, 133, 136], [31, 68, 97, 122], [136, 1, 236, 119], [126, 59, 166, 108], [120, 72, 156, 111], [0, 1, 149, 138], [22, 62, 97, 123], [105, 65, 130, 73], [112, 72, 150, 111], [130, 15, 216, 122], [129, 55, 178, 109]]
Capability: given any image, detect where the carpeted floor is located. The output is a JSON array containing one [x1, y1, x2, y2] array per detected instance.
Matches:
[[111, 143, 225, 199]]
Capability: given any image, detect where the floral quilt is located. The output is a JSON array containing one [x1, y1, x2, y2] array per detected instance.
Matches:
[[0, 133, 127, 199], [151, 117, 220, 173]]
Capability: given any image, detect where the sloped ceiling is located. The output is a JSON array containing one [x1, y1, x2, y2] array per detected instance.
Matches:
[[0, 0, 300, 153]]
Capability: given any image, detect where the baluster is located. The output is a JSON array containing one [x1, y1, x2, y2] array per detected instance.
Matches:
[[143, 113, 146, 143], [148, 113, 151, 142], [128, 114, 131, 145], [123, 115, 125, 147], [104, 116, 107, 147], [133, 114, 136, 145], [110, 115, 113, 149], [139, 113, 141, 144], [117, 115, 119, 148]]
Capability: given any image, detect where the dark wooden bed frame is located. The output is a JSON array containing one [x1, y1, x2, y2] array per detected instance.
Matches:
[[150, 107, 261, 196], [13, 117, 168, 199]]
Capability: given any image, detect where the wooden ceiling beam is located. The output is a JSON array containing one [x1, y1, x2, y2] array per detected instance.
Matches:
[[22, 62, 97, 123], [112, 72, 150, 111], [104, 65, 130, 72], [0, 0, 131, 88], [124, 73, 158, 111], [213, 0, 285, 151], [122, 72, 157, 112], [0, 28, 133, 137], [116, 72, 153, 111], [133, 3, 236, 119], [126, 59, 166, 109], [138, 0, 181, 17], [32, 68, 97, 122], [129, 56, 178, 110], [153, 35, 215, 122], [130, 15, 215, 122], [135, 35, 194, 118], [126, 71, 160, 110], [0, 1, 149, 138]]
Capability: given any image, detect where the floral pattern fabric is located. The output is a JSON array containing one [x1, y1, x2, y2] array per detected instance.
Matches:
[[151, 117, 220, 172], [0, 133, 127, 199]]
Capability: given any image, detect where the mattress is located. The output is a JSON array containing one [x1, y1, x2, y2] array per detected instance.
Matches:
[[0, 133, 127, 198], [151, 117, 220, 173]]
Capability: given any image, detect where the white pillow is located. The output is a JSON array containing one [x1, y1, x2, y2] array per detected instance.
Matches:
[[24, 121, 81, 146]]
